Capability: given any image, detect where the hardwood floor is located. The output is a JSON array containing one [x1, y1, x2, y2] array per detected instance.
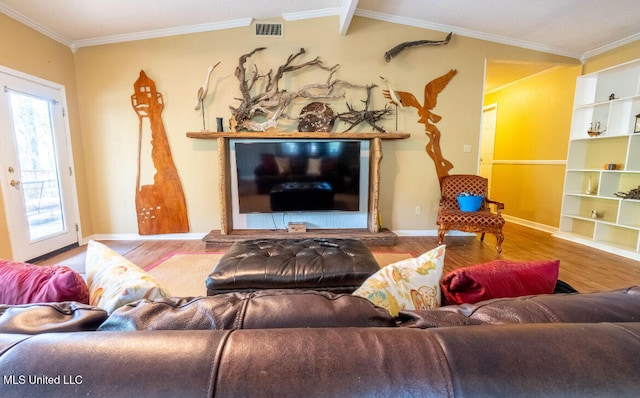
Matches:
[[39, 222, 640, 293]]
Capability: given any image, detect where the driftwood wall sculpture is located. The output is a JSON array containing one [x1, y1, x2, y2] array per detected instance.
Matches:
[[383, 70, 458, 181], [131, 70, 189, 235], [230, 47, 366, 132]]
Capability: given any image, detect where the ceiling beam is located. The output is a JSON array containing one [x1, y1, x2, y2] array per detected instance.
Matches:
[[338, 0, 358, 36]]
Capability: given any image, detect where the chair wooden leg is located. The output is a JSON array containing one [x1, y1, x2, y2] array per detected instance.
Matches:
[[495, 232, 504, 254], [437, 227, 447, 245], [480, 232, 486, 242]]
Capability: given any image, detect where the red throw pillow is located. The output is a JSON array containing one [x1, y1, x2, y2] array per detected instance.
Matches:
[[0, 259, 89, 305], [259, 153, 278, 174], [440, 259, 560, 305]]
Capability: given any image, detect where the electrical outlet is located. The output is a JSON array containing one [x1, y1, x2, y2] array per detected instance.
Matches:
[[463, 144, 472, 153], [415, 206, 422, 215]]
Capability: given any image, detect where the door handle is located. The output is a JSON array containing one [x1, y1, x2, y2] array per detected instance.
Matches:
[[9, 180, 20, 187]]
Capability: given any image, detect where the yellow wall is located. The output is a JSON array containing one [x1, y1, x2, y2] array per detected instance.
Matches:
[[484, 65, 582, 227], [482, 40, 640, 230], [0, 13, 91, 259]]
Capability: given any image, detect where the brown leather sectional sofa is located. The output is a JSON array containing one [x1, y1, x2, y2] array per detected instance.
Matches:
[[2, 287, 640, 397]]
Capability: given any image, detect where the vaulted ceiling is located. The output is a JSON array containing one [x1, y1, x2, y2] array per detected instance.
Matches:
[[1, 0, 639, 60], [2, 1, 639, 92]]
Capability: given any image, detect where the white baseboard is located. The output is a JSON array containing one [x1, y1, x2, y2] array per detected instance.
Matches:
[[392, 216, 558, 237], [81, 217, 556, 244], [81, 232, 207, 245], [392, 229, 474, 237], [502, 215, 558, 233]]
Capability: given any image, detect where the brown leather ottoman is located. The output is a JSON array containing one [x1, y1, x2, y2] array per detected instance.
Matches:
[[206, 238, 380, 295]]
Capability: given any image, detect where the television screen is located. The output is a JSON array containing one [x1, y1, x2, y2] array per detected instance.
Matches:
[[234, 140, 361, 213]]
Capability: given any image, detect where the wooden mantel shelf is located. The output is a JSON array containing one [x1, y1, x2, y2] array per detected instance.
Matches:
[[186, 131, 410, 140]]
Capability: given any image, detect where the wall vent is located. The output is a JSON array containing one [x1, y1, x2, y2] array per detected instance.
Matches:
[[254, 22, 283, 37]]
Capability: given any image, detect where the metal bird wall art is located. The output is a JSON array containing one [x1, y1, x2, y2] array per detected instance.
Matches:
[[383, 69, 457, 181], [379, 76, 403, 109], [194, 61, 221, 130], [384, 32, 453, 62], [379, 76, 403, 130]]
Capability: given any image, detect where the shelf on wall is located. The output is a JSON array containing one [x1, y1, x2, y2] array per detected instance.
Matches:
[[558, 57, 640, 261], [186, 131, 411, 140]]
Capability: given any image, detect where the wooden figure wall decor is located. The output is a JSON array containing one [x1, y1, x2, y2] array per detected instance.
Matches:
[[383, 69, 458, 181], [131, 70, 189, 235]]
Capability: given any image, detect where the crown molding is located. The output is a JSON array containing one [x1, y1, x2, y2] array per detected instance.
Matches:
[[354, 9, 583, 60], [281, 7, 340, 21], [0, 3, 73, 48], [581, 32, 640, 62], [279, 4, 358, 36], [72, 18, 253, 50]]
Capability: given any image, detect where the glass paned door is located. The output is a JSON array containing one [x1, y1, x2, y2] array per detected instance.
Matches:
[[0, 67, 79, 261], [8, 91, 65, 241]]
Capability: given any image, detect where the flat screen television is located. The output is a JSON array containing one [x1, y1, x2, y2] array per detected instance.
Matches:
[[234, 140, 361, 213]]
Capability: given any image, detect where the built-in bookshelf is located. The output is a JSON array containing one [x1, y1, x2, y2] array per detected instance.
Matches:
[[555, 58, 640, 261]]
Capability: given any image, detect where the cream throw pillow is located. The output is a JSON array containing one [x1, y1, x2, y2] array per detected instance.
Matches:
[[307, 158, 322, 176], [85, 240, 171, 313], [353, 245, 446, 316], [275, 156, 291, 174]]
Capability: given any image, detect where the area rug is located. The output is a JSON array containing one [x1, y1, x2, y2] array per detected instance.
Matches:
[[145, 251, 414, 298]]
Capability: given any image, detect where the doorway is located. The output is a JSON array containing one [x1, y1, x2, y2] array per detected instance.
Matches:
[[0, 67, 80, 261], [479, 104, 497, 197]]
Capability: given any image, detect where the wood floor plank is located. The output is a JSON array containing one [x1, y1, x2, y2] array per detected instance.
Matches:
[[39, 222, 640, 293]]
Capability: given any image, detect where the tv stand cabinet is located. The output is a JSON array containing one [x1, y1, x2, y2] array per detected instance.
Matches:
[[186, 131, 409, 242]]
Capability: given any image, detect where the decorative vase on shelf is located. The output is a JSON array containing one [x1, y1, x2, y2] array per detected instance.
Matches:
[[585, 176, 593, 194]]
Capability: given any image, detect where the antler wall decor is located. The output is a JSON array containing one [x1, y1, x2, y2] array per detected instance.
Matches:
[[383, 69, 458, 181], [336, 84, 392, 132]]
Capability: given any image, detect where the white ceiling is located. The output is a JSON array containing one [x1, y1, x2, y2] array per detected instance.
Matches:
[[1, 0, 640, 60]]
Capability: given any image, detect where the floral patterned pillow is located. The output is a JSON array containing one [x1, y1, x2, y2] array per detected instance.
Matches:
[[353, 245, 445, 316], [85, 240, 171, 313]]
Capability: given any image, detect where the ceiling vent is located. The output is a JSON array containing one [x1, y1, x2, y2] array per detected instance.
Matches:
[[254, 22, 283, 37]]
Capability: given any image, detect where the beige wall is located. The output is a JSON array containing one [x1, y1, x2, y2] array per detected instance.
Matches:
[[72, 16, 577, 236], [0, 13, 91, 259], [0, 14, 594, 257]]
